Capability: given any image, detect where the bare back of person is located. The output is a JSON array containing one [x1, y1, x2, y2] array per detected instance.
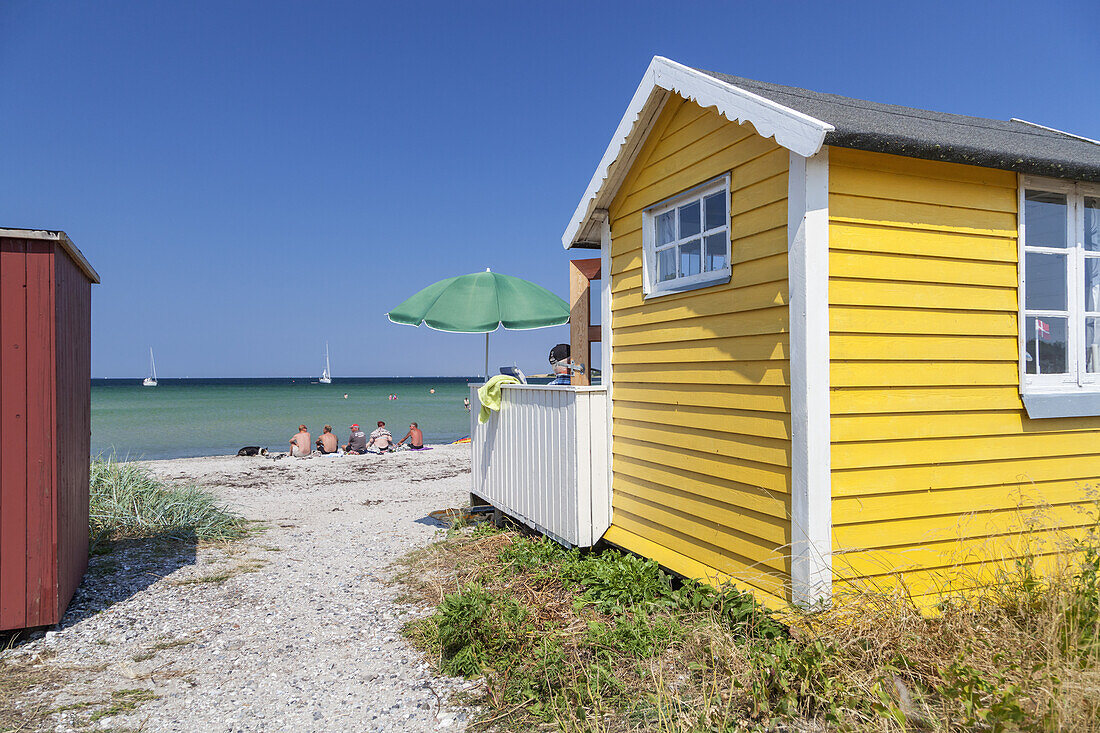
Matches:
[[290, 427, 311, 456], [319, 432, 338, 453]]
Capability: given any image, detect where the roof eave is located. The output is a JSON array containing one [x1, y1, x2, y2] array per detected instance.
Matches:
[[562, 56, 834, 249], [826, 132, 1100, 184], [0, 228, 101, 283]]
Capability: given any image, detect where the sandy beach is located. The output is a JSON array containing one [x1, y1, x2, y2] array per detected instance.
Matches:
[[4, 445, 474, 732]]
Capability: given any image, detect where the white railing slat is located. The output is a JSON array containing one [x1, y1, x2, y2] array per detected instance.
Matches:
[[469, 384, 609, 547]]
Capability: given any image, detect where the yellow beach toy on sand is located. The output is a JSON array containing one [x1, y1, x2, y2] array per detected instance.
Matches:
[[477, 375, 520, 424]]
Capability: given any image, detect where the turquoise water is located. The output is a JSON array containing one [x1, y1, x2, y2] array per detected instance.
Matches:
[[91, 377, 493, 460]]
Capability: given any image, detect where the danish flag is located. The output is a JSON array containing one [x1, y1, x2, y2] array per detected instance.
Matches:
[[1036, 319, 1052, 341]]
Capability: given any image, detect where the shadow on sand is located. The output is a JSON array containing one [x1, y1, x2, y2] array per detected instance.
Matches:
[[61, 534, 200, 628]]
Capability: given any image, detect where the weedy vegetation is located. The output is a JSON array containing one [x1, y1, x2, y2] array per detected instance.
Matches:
[[399, 522, 1100, 732], [90, 457, 247, 543]]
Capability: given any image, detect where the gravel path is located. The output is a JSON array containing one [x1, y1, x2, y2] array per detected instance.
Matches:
[[3, 445, 474, 732]]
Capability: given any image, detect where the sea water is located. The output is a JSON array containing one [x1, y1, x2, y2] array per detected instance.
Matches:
[[91, 377, 504, 460]]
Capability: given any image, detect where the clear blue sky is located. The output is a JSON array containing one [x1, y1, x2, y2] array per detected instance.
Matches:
[[2, 1, 1097, 378]]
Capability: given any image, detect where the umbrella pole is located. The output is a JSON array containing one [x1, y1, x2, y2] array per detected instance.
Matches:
[[484, 332, 490, 382]]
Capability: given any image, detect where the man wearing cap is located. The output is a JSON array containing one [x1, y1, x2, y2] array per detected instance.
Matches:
[[549, 343, 572, 385], [289, 425, 312, 457], [345, 424, 368, 454]]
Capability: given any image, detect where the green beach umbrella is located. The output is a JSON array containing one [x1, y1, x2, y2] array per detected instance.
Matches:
[[387, 269, 569, 379]]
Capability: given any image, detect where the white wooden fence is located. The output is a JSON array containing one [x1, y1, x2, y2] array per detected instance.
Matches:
[[470, 384, 610, 547]]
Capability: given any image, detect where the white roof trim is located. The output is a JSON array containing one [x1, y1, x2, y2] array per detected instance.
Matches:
[[0, 228, 100, 283], [1010, 118, 1100, 147], [562, 56, 834, 249]]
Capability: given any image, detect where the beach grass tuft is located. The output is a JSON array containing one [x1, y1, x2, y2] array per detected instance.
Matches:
[[90, 457, 247, 542]]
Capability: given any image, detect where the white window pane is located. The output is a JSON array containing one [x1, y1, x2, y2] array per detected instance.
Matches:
[[1025, 252, 1067, 311], [679, 201, 701, 238], [679, 239, 701, 277], [1025, 316, 1068, 375], [1085, 258, 1100, 312], [705, 232, 727, 271], [1086, 197, 1100, 253], [656, 211, 676, 246], [704, 192, 726, 231], [1087, 317, 1100, 373], [1024, 190, 1068, 249], [657, 248, 676, 282]]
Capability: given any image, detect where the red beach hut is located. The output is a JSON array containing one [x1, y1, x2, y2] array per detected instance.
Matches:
[[1, 229, 99, 631]]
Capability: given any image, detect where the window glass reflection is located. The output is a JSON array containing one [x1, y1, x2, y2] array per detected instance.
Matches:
[[1086, 197, 1100, 253], [679, 239, 701, 277], [1087, 317, 1100, 373], [1025, 316, 1068, 375], [679, 201, 701, 238], [704, 192, 726, 232], [656, 210, 676, 246], [1025, 252, 1067, 311], [1024, 190, 1068, 248], [1086, 258, 1100, 313], [704, 233, 727, 271], [657, 248, 676, 282]]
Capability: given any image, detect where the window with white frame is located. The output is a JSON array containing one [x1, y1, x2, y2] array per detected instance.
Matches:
[[642, 175, 731, 296], [1020, 177, 1100, 392]]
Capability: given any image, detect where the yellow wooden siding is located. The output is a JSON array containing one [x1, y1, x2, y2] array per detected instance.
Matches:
[[827, 147, 1100, 600], [606, 95, 792, 602]]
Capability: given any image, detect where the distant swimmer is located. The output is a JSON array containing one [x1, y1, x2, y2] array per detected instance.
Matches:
[[343, 393, 348, 399], [429, 388, 435, 394], [463, 397, 471, 412]]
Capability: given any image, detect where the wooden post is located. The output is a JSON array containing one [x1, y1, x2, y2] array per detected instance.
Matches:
[[569, 258, 601, 387]]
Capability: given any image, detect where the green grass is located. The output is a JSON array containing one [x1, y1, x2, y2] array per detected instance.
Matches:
[[400, 527, 1100, 732], [90, 457, 247, 542]]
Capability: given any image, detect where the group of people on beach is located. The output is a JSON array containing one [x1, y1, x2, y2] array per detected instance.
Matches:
[[288, 420, 423, 457]]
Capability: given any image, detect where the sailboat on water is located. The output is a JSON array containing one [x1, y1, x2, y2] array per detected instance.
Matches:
[[319, 342, 332, 384], [143, 348, 158, 387]]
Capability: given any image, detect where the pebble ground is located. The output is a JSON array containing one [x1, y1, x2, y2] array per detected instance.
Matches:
[[3, 445, 474, 732]]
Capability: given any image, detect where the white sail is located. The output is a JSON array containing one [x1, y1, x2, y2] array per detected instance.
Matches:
[[319, 342, 332, 384], [143, 348, 158, 387]]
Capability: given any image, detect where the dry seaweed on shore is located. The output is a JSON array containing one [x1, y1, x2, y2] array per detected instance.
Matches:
[[398, 525, 1100, 732]]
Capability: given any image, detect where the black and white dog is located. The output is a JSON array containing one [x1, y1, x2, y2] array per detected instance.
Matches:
[[237, 446, 269, 457]]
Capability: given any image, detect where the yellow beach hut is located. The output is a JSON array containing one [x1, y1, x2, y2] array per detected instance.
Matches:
[[470, 56, 1100, 609]]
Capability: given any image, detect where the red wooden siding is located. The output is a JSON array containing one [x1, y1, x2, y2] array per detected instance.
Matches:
[[1, 237, 31, 629], [54, 245, 90, 616], [26, 240, 57, 625], [0, 233, 93, 630]]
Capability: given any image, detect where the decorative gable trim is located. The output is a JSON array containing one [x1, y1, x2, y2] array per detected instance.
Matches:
[[563, 56, 834, 249]]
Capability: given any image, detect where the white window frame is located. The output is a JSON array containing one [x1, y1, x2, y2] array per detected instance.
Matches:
[[1018, 174, 1100, 396], [641, 174, 731, 298]]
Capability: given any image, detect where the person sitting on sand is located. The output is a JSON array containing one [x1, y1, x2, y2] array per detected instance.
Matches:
[[315, 425, 338, 454], [397, 422, 424, 450], [344, 423, 367, 454], [289, 424, 311, 457], [368, 421, 394, 452]]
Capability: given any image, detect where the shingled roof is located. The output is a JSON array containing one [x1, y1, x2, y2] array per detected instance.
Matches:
[[565, 57, 1100, 248], [698, 68, 1100, 183]]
